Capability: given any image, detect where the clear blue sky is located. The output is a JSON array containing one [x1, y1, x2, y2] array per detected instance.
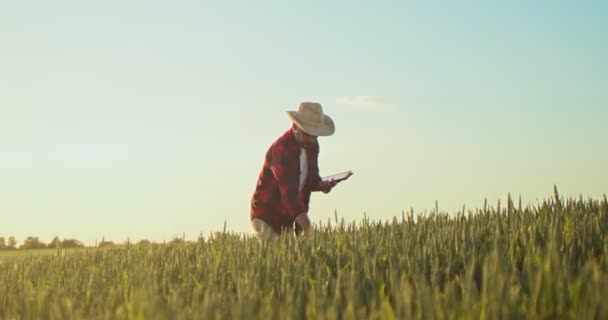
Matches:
[[1, 1, 606, 245]]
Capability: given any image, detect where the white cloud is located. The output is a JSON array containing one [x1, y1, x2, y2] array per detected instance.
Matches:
[[335, 96, 393, 107]]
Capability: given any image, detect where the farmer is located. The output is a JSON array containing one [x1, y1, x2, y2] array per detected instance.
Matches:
[[250, 102, 350, 239]]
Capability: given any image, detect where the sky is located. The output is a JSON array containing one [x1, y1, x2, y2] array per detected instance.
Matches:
[[1, 1, 607, 246]]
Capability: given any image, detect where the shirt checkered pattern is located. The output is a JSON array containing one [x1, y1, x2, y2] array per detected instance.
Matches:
[[250, 129, 323, 234]]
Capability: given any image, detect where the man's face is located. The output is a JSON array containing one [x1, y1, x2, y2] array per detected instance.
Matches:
[[293, 126, 318, 150]]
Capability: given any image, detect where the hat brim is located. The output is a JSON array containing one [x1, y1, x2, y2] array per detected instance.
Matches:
[[286, 111, 335, 136]]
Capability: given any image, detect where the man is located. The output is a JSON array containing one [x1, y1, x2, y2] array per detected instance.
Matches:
[[250, 102, 351, 239]]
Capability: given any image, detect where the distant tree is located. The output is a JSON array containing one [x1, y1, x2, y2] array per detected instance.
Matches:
[[48, 236, 62, 249], [61, 239, 84, 248], [20, 236, 46, 249], [0, 237, 5, 249], [169, 237, 185, 245], [8, 237, 17, 249], [137, 239, 152, 246], [98, 241, 115, 248]]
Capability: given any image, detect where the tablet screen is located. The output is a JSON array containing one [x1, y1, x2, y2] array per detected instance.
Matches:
[[322, 171, 352, 182]]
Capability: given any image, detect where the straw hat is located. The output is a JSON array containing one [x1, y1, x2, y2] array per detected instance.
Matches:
[[286, 102, 335, 136]]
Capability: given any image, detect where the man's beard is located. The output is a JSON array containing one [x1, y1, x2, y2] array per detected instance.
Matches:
[[297, 140, 311, 150]]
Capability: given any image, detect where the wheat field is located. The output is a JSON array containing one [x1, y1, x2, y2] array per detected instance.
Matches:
[[1, 189, 607, 319]]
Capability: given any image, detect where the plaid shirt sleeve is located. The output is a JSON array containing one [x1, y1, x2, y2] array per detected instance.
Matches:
[[308, 142, 323, 192], [268, 143, 307, 218]]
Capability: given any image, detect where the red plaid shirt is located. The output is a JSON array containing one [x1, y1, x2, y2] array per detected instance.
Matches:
[[250, 129, 323, 234]]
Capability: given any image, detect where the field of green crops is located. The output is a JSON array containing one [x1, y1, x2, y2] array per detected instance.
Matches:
[[1, 190, 607, 319]]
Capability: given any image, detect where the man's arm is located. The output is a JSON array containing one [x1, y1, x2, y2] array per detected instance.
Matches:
[[307, 145, 340, 193], [309, 142, 324, 192]]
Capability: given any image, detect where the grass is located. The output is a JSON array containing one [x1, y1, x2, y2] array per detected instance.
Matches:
[[1, 189, 607, 319]]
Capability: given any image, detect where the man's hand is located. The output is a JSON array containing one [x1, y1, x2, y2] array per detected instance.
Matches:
[[319, 179, 338, 193], [319, 171, 352, 193], [295, 212, 312, 232]]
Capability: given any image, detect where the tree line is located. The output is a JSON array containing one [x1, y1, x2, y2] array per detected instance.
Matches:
[[0, 236, 85, 250], [0, 236, 174, 250]]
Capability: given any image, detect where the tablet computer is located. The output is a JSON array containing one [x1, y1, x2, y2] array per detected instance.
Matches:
[[322, 170, 353, 182]]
